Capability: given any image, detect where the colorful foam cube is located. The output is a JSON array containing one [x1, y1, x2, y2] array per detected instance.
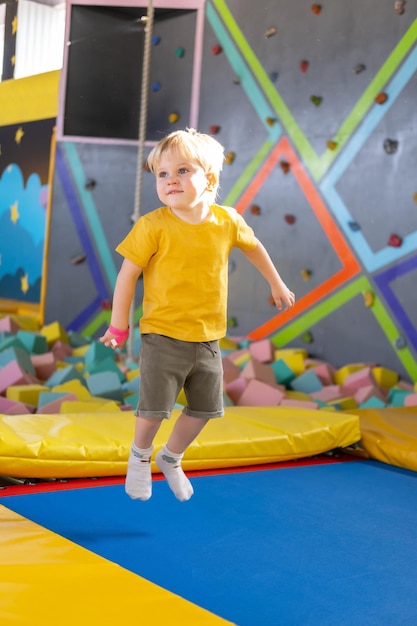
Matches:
[[241, 358, 276, 386], [237, 379, 285, 406], [45, 365, 87, 388], [343, 366, 376, 391], [372, 366, 399, 389], [271, 359, 295, 386], [0, 396, 33, 415], [37, 393, 79, 414], [6, 383, 49, 406], [290, 369, 323, 394], [84, 341, 115, 370], [273, 349, 307, 375], [0, 361, 39, 394], [281, 399, 319, 410], [249, 339, 275, 363], [222, 357, 241, 384], [86, 371, 124, 403], [0, 346, 36, 376], [88, 357, 125, 383], [224, 377, 248, 404], [31, 352, 57, 380], [0, 316, 20, 334], [16, 330, 48, 355], [41, 321, 69, 346]]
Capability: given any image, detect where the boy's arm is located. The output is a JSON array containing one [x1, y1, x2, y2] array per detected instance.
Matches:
[[240, 240, 295, 310], [100, 258, 143, 348]]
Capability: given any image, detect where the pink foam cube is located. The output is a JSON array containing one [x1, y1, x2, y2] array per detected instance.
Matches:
[[237, 379, 285, 406], [310, 385, 346, 402], [222, 357, 241, 384], [31, 352, 57, 380], [249, 339, 275, 363], [37, 393, 78, 414], [404, 393, 417, 407], [0, 396, 33, 414], [343, 366, 376, 391], [224, 377, 248, 404], [0, 316, 20, 334], [241, 358, 276, 385], [354, 385, 386, 405], [310, 363, 336, 386], [51, 340, 73, 361], [0, 361, 38, 394]]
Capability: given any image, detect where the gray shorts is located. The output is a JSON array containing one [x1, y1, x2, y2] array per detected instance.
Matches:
[[137, 334, 224, 420]]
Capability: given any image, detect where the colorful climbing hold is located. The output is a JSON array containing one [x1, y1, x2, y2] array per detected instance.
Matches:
[[394, 1, 406, 15], [413, 192, 417, 204], [311, 4, 322, 15], [168, 112, 179, 124], [375, 92, 388, 105], [301, 331, 313, 344], [225, 151, 235, 165], [175, 47, 185, 58], [326, 140, 338, 151], [362, 291, 375, 308], [211, 44, 223, 55], [353, 63, 366, 74], [388, 233, 403, 247], [265, 26, 277, 39], [310, 95, 323, 107], [265, 117, 276, 127], [269, 71, 279, 83], [250, 204, 261, 216], [152, 35, 161, 46], [284, 214, 296, 225], [300, 60, 309, 73], [394, 336, 406, 349], [348, 221, 361, 232], [151, 81, 161, 92], [300, 268, 312, 281], [383, 138, 398, 154], [279, 160, 290, 174], [209, 125, 221, 135]]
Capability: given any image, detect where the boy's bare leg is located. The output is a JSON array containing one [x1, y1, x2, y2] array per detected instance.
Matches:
[[125, 416, 163, 501], [156, 413, 209, 502]]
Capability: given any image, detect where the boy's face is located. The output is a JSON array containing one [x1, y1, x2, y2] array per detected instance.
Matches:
[[154, 149, 215, 215]]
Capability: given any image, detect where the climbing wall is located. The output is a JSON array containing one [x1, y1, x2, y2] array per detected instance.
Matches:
[[45, 0, 417, 380]]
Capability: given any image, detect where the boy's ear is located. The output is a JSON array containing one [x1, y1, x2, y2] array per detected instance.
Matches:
[[206, 172, 217, 191]]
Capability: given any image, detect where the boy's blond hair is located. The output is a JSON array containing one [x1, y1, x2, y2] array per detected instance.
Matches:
[[147, 128, 225, 198]]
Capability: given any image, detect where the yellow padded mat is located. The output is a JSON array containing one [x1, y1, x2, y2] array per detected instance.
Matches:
[[356, 406, 417, 472], [0, 407, 360, 479], [0, 506, 233, 626]]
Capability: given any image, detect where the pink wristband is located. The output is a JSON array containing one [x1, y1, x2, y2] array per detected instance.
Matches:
[[109, 325, 129, 338]]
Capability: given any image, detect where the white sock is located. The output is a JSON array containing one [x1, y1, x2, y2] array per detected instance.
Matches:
[[125, 443, 153, 501], [155, 445, 194, 502]]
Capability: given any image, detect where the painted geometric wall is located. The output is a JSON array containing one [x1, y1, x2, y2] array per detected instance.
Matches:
[[43, 0, 417, 381]]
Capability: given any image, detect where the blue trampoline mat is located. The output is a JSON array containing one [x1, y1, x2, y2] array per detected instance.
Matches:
[[4, 460, 417, 626]]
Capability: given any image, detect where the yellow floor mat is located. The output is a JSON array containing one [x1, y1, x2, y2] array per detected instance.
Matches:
[[356, 406, 417, 472], [0, 505, 233, 626], [0, 406, 360, 479]]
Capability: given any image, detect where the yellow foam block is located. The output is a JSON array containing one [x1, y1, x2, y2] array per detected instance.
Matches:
[[6, 384, 49, 406], [371, 366, 399, 389], [285, 390, 312, 401], [0, 506, 232, 626], [274, 349, 307, 375], [328, 397, 358, 411], [219, 337, 239, 350], [60, 401, 121, 413], [72, 345, 90, 357], [125, 369, 140, 381], [40, 321, 69, 346], [52, 380, 93, 400], [334, 364, 367, 385], [357, 406, 417, 472], [0, 406, 360, 479]]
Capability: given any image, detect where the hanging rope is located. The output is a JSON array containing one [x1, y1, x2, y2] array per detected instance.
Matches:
[[128, 0, 154, 359]]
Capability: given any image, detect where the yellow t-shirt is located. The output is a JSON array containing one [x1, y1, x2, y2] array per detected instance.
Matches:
[[116, 204, 257, 342]]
